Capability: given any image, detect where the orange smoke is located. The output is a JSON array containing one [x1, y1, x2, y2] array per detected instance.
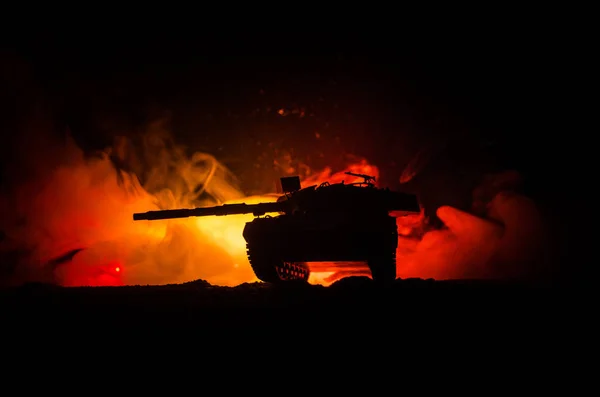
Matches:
[[0, 119, 545, 287], [0, 120, 386, 287]]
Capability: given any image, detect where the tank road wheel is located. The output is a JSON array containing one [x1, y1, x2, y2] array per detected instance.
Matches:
[[246, 247, 280, 283], [276, 262, 310, 282], [367, 251, 397, 285], [246, 245, 309, 284]]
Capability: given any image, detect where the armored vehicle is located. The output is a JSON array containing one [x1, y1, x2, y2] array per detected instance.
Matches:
[[133, 172, 420, 284]]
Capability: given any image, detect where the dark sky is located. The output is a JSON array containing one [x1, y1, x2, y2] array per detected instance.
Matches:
[[2, 30, 564, 203]]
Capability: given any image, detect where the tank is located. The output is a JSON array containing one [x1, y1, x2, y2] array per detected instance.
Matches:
[[133, 172, 420, 284]]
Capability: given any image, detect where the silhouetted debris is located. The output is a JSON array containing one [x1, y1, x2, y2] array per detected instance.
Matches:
[[179, 279, 213, 289], [46, 248, 85, 269], [330, 276, 373, 289], [394, 277, 436, 287]]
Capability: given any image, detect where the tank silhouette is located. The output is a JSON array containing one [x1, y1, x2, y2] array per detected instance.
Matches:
[[133, 172, 420, 284]]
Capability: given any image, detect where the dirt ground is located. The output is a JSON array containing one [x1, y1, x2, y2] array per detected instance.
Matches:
[[1, 277, 570, 335]]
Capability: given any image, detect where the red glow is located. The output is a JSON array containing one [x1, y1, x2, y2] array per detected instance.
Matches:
[[57, 261, 125, 287]]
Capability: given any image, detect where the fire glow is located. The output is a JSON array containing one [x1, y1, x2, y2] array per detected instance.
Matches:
[[0, 123, 545, 287]]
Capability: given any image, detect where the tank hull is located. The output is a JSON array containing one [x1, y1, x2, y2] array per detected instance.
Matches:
[[243, 213, 398, 283]]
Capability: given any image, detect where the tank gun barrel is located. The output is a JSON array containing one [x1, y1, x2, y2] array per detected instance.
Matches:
[[345, 171, 375, 181], [345, 171, 376, 185], [133, 202, 285, 221]]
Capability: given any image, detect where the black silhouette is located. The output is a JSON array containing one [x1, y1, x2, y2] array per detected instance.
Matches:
[[133, 172, 420, 284]]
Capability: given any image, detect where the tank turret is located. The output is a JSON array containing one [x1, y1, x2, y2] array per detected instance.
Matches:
[[133, 173, 420, 284]]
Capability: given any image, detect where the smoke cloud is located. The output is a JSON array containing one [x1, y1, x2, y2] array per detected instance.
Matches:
[[0, 117, 548, 286], [0, 56, 548, 287], [394, 187, 546, 281], [0, 118, 252, 286]]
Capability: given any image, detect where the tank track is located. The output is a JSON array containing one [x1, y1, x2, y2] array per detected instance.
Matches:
[[367, 250, 397, 284], [246, 244, 309, 283], [246, 244, 395, 284]]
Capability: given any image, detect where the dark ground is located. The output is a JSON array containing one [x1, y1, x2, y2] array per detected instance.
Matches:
[[0, 277, 579, 335], [1, 280, 587, 386]]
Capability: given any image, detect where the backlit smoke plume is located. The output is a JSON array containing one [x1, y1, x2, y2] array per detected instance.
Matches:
[[0, 113, 547, 287], [0, 113, 382, 286], [394, 177, 545, 281]]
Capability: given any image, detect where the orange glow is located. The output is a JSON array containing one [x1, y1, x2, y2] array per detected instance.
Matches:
[[0, 126, 388, 287], [0, 122, 544, 287]]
